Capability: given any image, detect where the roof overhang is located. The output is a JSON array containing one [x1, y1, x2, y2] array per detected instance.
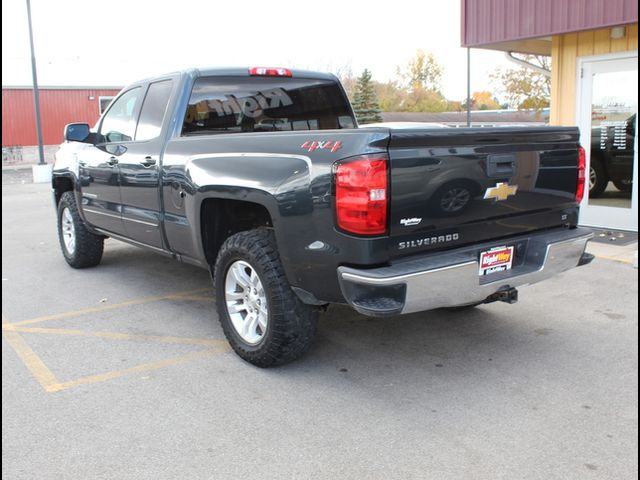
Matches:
[[462, 0, 637, 55], [470, 37, 552, 56]]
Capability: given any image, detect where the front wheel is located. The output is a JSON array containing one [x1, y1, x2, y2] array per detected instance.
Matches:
[[214, 229, 318, 367], [57, 191, 104, 268], [612, 179, 632, 193], [589, 157, 609, 198]]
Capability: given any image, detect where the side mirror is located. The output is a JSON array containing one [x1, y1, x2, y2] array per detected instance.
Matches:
[[64, 123, 91, 143]]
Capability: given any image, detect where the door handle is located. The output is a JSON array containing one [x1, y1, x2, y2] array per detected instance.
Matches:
[[107, 156, 119, 166], [140, 156, 157, 167], [487, 154, 516, 178]]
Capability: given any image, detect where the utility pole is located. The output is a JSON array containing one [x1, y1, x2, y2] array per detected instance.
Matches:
[[26, 0, 45, 165], [466, 48, 471, 127]]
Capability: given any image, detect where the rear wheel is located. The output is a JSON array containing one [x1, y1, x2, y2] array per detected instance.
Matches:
[[57, 191, 104, 268], [589, 157, 608, 198], [214, 229, 318, 367], [429, 181, 475, 216], [612, 179, 632, 192]]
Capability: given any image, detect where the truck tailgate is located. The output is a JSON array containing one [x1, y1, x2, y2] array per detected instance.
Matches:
[[387, 127, 581, 257]]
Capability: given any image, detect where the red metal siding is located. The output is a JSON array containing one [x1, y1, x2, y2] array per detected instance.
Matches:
[[2, 88, 121, 147], [462, 0, 638, 47]]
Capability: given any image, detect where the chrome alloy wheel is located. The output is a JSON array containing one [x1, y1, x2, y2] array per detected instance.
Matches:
[[589, 166, 597, 190], [224, 260, 268, 345], [440, 187, 471, 212], [61, 207, 76, 255]]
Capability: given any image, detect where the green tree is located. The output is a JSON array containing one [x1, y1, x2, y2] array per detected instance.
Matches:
[[393, 50, 447, 112], [472, 91, 501, 110], [400, 87, 448, 112], [461, 97, 477, 110], [491, 55, 551, 110], [446, 100, 463, 112], [352, 69, 383, 124], [374, 81, 405, 112], [397, 50, 444, 92], [335, 65, 357, 100], [461, 91, 502, 111]]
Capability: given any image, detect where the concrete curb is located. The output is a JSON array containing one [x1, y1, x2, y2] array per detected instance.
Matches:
[[2, 163, 39, 171]]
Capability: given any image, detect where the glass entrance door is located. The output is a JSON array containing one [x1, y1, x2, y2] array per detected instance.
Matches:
[[578, 55, 638, 231]]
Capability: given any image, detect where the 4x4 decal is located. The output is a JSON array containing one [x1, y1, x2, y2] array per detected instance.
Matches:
[[301, 140, 343, 153]]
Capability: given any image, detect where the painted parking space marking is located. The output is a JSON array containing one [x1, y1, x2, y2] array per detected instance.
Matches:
[[5, 325, 225, 347], [11, 287, 212, 327], [172, 295, 215, 302], [594, 254, 635, 265], [2, 314, 61, 393], [2, 289, 228, 394], [44, 349, 221, 393]]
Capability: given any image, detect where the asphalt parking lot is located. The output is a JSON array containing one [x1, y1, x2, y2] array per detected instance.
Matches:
[[2, 180, 638, 480]]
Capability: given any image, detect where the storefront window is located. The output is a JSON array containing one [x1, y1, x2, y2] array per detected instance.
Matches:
[[588, 70, 637, 209]]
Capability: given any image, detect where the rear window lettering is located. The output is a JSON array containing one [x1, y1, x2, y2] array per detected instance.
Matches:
[[182, 76, 355, 135], [206, 88, 293, 118]]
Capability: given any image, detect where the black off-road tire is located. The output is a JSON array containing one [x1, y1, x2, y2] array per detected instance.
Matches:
[[589, 157, 609, 198], [214, 229, 318, 367], [612, 179, 632, 193], [57, 191, 104, 268]]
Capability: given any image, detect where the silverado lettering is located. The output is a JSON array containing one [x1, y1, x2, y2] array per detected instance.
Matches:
[[53, 66, 593, 367], [398, 233, 460, 249]]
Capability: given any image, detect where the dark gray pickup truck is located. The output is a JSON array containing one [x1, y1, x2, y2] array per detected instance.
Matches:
[[53, 67, 593, 366]]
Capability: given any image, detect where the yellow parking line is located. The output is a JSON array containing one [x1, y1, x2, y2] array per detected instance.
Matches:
[[2, 314, 60, 392], [10, 287, 212, 327], [594, 255, 635, 265], [2, 288, 228, 394], [173, 295, 214, 302], [48, 349, 221, 393], [4, 325, 226, 347]]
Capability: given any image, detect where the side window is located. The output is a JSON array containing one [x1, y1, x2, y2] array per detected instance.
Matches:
[[136, 80, 173, 141], [99, 88, 142, 143]]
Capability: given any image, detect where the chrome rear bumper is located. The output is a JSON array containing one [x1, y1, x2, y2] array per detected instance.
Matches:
[[338, 228, 593, 316]]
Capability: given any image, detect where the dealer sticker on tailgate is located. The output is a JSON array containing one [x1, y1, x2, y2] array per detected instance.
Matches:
[[479, 246, 514, 276]]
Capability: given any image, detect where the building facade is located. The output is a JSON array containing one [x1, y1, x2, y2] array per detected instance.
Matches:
[[2, 86, 120, 164], [462, 0, 638, 232]]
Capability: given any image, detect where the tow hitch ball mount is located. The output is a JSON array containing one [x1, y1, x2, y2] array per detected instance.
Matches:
[[486, 287, 519, 305]]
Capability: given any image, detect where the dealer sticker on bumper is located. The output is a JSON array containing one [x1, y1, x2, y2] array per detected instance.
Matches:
[[479, 246, 514, 276]]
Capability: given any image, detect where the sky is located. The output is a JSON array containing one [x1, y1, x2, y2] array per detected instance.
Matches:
[[1, 0, 515, 101]]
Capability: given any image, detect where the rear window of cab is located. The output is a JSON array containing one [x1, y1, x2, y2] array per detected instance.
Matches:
[[182, 76, 355, 135]]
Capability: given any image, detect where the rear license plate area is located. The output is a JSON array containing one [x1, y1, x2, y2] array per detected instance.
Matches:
[[479, 245, 515, 276]]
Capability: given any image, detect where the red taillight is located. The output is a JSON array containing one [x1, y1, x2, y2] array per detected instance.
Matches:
[[248, 67, 292, 77], [576, 145, 586, 203], [335, 155, 388, 235]]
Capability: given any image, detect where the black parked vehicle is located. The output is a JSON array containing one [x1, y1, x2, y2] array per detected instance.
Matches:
[[53, 67, 593, 366]]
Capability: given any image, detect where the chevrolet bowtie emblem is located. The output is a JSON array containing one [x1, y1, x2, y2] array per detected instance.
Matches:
[[484, 182, 518, 201]]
